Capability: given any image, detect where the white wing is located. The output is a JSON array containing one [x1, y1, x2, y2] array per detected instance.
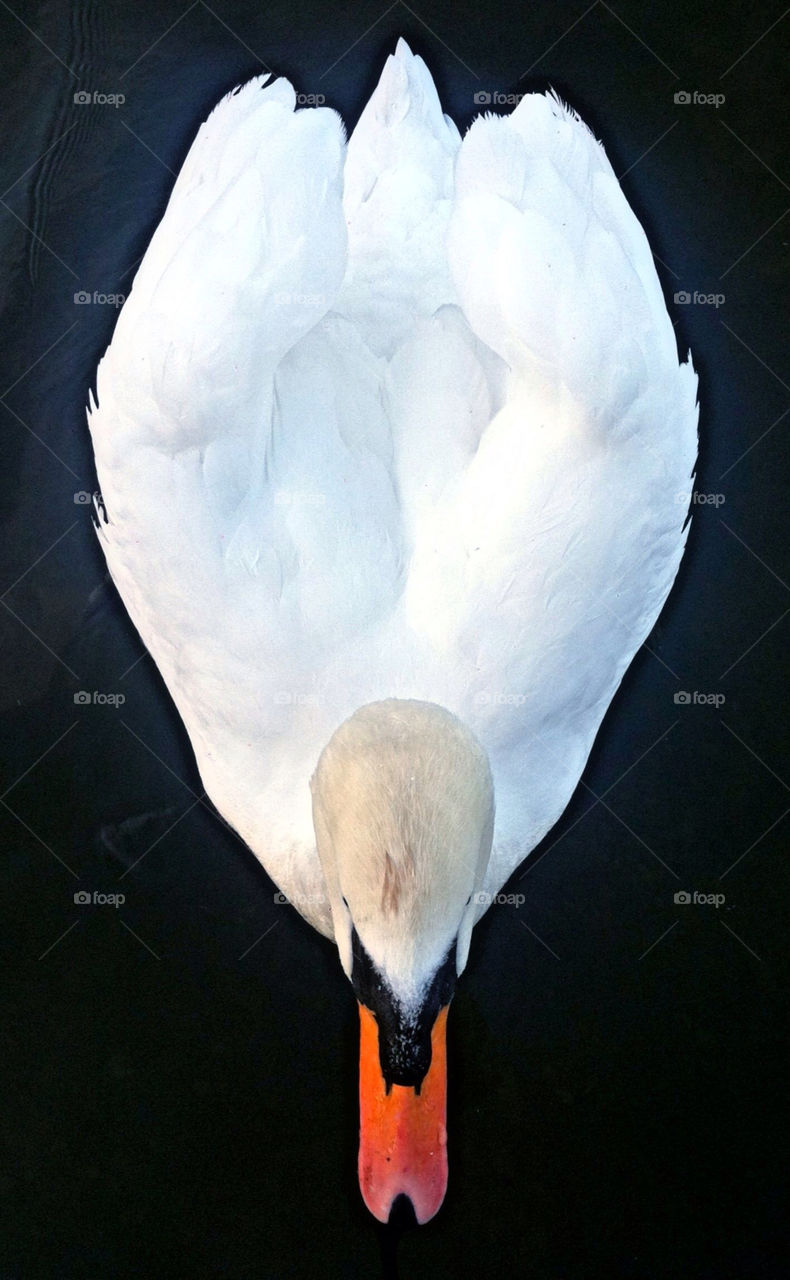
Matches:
[[88, 42, 697, 937], [417, 91, 698, 906]]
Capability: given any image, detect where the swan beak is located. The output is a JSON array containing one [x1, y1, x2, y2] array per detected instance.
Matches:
[[357, 1001, 449, 1225]]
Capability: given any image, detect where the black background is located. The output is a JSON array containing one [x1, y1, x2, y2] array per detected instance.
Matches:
[[1, 2, 788, 1277]]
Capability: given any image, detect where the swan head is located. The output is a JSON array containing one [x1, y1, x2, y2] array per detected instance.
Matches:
[[311, 699, 494, 1223]]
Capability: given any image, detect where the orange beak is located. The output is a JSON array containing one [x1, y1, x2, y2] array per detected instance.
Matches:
[[357, 1001, 449, 1224]]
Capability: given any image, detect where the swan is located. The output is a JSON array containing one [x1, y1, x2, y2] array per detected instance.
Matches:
[[86, 39, 698, 1224]]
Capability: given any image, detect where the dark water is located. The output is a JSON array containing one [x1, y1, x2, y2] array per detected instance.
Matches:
[[1, 2, 788, 1277]]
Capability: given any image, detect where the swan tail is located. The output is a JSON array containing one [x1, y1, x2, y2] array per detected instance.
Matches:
[[338, 38, 461, 355]]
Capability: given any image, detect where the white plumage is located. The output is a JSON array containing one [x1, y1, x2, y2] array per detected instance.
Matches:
[[88, 39, 697, 986]]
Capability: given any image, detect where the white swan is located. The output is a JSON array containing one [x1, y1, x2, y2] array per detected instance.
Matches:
[[86, 39, 698, 1224]]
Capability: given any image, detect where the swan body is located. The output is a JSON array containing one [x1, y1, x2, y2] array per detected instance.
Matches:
[[87, 39, 698, 1223]]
